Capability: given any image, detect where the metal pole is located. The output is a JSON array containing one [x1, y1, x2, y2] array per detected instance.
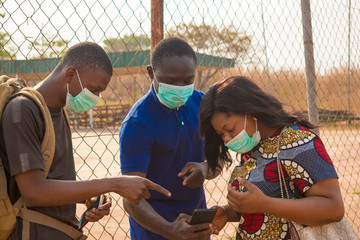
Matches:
[[301, 0, 319, 135], [347, 0, 351, 123], [261, 0, 271, 93], [89, 109, 93, 128], [151, 0, 163, 52]]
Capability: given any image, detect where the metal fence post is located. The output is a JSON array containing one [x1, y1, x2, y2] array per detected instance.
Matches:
[[151, 0, 163, 52], [301, 0, 320, 135]]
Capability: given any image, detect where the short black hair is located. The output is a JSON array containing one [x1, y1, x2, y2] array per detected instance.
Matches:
[[54, 41, 113, 76], [151, 37, 197, 71]]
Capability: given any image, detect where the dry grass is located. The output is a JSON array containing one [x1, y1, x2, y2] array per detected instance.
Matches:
[[99, 67, 360, 118]]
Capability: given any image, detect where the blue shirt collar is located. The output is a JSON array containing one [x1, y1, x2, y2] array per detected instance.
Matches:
[[149, 83, 190, 114]]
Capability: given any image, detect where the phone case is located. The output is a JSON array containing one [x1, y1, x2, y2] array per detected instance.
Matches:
[[78, 195, 104, 229], [189, 208, 217, 225]]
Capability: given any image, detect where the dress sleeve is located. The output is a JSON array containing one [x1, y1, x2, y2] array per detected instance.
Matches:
[[2, 96, 44, 176], [282, 134, 338, 196], [119, 119, 152, 174]]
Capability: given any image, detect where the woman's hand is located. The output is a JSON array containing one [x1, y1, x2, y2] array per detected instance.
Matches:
[[84, 194, 112, 222], [210, 206, 229, 235], [227, 178, 269, 213]]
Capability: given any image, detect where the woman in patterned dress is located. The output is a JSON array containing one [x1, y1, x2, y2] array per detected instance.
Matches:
[[199, 76, 344, 239]]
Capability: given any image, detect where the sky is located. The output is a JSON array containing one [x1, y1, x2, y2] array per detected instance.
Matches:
[[1, 0, 360, 74]]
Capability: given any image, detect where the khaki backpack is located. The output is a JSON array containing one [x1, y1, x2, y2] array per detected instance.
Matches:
[[0, 75, 86, 240]]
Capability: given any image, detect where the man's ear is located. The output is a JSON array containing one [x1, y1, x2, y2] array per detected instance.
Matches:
[[64, 66, 77, 84], [147, 65, 154, 79]]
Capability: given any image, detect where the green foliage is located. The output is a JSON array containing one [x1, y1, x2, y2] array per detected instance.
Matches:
[[103, 33, 150, 53], [0, 10, 16, 59], [166, 23, 254, 91], [0, 2, 3, 18], [167, 23, 252, 62], [29, 33, 69, 59]]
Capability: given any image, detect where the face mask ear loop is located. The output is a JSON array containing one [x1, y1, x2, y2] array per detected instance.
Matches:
[[75, 69, 84, 90], [66, 83, 69, 93], [153, 74, 160, 93], [255, 117, 258, 132], [244, 114, 247, 130]]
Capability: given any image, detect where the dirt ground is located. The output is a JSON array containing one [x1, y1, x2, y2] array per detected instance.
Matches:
[[72, 129, 360, 239]]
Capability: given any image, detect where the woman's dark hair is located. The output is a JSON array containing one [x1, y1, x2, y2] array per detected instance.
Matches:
[[200, 76, 315, 172]]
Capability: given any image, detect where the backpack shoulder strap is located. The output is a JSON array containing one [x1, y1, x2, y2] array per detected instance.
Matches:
[[19, 208, 87, 240], [13, 88, 55, 178], [0, 157, 8, 201]]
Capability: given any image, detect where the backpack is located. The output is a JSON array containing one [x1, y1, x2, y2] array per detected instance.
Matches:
[[0, 75, 86, 240]]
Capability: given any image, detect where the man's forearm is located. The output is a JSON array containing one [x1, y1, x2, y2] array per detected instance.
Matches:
[[123, 198, 171, 238], [16, 170, 114, 207]]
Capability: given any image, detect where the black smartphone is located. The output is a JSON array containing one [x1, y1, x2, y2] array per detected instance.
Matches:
[[78, 195, 104, 230], [189, 208, 217, 225]]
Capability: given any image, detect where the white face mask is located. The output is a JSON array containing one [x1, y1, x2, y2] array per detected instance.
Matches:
[[65, 69, 101, 112]]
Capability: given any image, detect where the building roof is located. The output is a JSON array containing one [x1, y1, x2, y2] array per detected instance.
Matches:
[[0, 50, 234, 80]]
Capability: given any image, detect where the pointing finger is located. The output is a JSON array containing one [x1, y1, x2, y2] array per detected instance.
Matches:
[[146, 179, 172, 197]]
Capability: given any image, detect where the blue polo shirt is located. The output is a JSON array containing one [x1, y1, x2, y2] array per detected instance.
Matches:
[[119, 84, 206, 240]]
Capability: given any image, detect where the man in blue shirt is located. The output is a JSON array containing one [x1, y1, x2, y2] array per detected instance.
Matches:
[[119, 37, 219, 239]]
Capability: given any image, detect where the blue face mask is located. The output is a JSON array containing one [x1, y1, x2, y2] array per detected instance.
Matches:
[[224, 115, 261, 153], [154, 74, 194, 109]]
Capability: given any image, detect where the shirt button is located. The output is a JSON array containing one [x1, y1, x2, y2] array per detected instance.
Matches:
[[181, 122, 184, 125]]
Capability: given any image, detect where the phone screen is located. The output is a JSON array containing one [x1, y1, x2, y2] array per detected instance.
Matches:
[[189, 208, 217, 225], [78, 195, 104, 230]]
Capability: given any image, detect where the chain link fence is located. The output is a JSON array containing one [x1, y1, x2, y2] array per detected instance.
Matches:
[[1, 0, 359, 239]]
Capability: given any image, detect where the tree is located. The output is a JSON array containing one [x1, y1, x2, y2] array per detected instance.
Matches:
[[28, 32, 69, 59], [103, 33, 150, 53], [167, 23, 254, 91], [0, 8, 16, 59]]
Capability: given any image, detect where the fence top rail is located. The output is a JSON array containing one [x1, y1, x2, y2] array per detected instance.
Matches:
[[0, 51, 234, 76]]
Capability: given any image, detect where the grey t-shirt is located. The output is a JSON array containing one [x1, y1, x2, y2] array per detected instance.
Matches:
[[0, 95, 77, 240]]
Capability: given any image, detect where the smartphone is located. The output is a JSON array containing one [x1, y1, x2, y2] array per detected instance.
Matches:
[[78, 195, 104, 230], [189, 208, 217, 225]]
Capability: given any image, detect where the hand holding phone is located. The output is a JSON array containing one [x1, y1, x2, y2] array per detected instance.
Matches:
[[189, 208, 217, 225], [78, 195, 104, 230]]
